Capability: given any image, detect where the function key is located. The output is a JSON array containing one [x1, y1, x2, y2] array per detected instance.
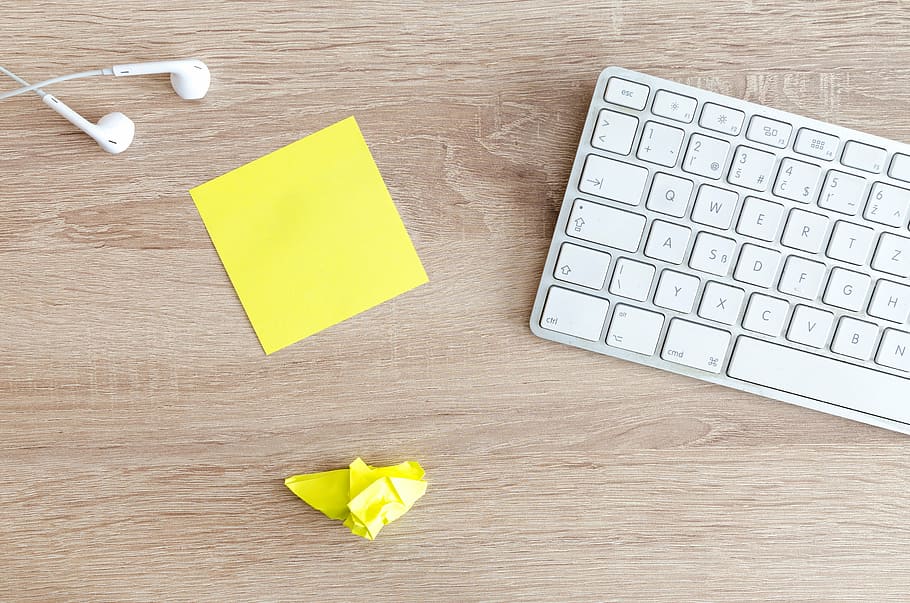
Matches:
[[605, 77, 650, 110], [699, 103, 745, 136], [745, 115, 792, 148], [651, 90, 697, 123], [841, 141, 887, 174], [793, 128, 839, 161], [888, 153, 910, 183]]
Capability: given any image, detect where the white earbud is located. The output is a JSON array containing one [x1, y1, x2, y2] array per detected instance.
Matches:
[[42, 94, 135, 154], [0, 58, 210, 154], [111, 59, 211, 100]]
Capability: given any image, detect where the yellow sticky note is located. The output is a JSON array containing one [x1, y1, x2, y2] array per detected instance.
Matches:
[[190, 117, 428, 354], [285, 458, 427, 540]]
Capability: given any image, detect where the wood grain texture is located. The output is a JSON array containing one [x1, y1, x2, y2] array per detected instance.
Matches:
[[3, 1, 910, 600]]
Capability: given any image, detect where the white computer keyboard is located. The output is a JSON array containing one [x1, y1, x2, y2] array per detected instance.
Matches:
[[530, 67, 910, 435]]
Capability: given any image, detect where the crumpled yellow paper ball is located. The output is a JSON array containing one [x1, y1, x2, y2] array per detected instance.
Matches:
[[285, 458, 427, 540]]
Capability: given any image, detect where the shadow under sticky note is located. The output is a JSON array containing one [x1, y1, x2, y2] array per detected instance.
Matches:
[[190, 117, 428, 354]]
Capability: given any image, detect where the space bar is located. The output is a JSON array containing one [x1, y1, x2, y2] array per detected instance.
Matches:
[[727, 336, 910, 425]]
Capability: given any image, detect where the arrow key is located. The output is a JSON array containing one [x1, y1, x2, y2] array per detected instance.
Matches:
[[553, 242, 611, 290], [591, 109, 639, 155]]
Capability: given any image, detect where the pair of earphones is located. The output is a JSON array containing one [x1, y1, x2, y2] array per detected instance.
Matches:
[[0, 59, 211, 154]]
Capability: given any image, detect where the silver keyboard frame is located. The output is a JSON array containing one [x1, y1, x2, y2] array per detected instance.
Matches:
[[530, 66, 910, 435]]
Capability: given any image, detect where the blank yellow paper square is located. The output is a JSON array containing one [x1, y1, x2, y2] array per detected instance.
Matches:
[[190, 117, 428, 354]]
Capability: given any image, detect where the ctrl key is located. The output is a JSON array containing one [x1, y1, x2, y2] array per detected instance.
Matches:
[[540, 286, 610, 341], [660, 318, 731, 374]]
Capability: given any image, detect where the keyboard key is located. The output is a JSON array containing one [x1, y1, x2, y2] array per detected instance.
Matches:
[[872, 233, 910, 277], [646, 173, 694, 217], [591, 109, 639, 155], [540, 287, 609, 341], [734, 244, 782, 288], [644, 220, 691, 264], [773, 158, 821, 203], [683, 133, 730, 180], [661, 318, 731, 373], [728, 145, 776, 191], [778, 255, 826, 300], [817, 170, 866, 216], [579, 155, 649, 206], [736, 197, 785, 242], [637, 121, 685, 167], [728, 337, 910, 422], [689, 232, 736, 276], [826, 220, 874, 265], [742, 293, 790, 336], [605, 77, 649, 110], [877, 329, 910, 372], [888, 153, 910, 183], [794, 127, 839, 161], [609, 258, 655, 301], [823, 267, 871, 312], [651, 90, 697, 123], [553, 243, 611, 290], [699, 103, 745, 136], [787, 305, 834, 348], [654, 270, 700, 313], [831, 317, 879, 361], [698, 281, 745, 325], [869, 279, 910, 323], [691, 184, 738, 229], [746, 115, 792, 148], [864, 182, 910, 227], [567, 199, 647, 252], [781, 209, 829, 254], [841, 141, 887, 174], [607, 304, 665, 355]]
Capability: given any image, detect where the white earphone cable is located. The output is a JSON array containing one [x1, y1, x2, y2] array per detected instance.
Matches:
[[0, 65, 46, 98], [0, 68, 110, 101]]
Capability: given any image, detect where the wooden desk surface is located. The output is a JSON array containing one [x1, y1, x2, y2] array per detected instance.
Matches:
[[3, 2, 910, 600]]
